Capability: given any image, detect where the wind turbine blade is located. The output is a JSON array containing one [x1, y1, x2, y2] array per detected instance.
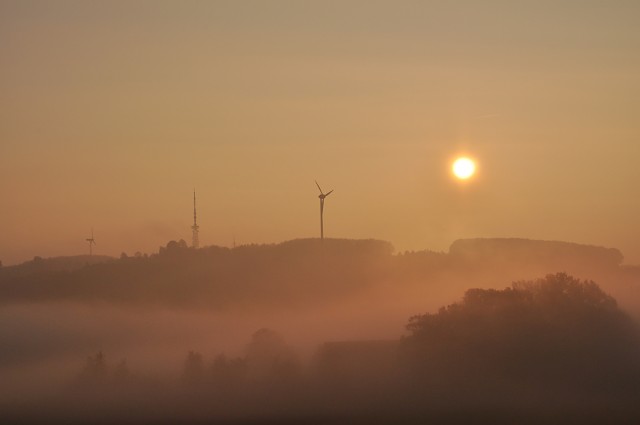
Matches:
[[315, 180, 323, 194], [325, 190, 334, 196]]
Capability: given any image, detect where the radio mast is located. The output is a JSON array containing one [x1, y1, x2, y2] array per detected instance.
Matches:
[[191, 189, 200, 249]]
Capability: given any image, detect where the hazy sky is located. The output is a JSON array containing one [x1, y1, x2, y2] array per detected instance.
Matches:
[[1, 1, 639, 265]]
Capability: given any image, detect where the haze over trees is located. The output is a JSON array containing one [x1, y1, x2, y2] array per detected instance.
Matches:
[[4, 273, 640, 423], [2, 239, 640, 423], [403, 273, 640, 393], [0, 237, 636, 310]]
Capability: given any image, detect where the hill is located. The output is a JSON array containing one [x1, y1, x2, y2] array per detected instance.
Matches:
[[0, 238, 393, 308], [0, 237, 637, 311], [449, 238, 624, 270], [0, 255, 114, 278]]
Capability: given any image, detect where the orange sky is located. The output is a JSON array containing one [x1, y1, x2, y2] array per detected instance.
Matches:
[[1, 1, 639, 265]]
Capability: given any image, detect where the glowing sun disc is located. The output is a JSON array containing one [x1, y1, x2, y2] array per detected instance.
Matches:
[[452, 157, 476, 179]]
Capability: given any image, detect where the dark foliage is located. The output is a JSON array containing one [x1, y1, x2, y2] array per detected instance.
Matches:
[[450, 238, 624, 270], [4, 275, 640, 424], [1, 238, 635, 311], [403, 273, 640, 392], [0, 238, 394, 308]]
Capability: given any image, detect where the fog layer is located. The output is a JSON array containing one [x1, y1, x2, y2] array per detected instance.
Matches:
[[1, 238, 640, 423]]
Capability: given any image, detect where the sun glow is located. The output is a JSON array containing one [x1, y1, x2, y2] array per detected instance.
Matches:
[[452, 157, 476, 180]]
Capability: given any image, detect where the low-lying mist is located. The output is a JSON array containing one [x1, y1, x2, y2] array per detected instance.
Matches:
[[1, 238, 640, 423]]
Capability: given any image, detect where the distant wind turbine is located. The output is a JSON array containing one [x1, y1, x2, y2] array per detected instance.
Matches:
[[315, 181, 333, 240], [86, 228, 96, 256]]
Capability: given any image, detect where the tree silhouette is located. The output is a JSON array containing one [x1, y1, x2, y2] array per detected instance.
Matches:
[[211, 353, 246, 392], [79, 350, 108, 385], [245, 329, 296, 380], [404, 273, 640, 391], [183, 350, 205, 384]]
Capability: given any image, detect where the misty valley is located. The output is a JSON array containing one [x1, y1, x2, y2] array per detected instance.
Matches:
[[4, 0, 640, 422], [1, 238, 640, 424]]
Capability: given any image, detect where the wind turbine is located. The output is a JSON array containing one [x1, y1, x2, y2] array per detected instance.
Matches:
[[85, 228, 96, 256], [315, 181, 333, 240]]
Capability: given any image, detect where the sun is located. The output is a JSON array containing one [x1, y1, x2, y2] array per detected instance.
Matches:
[[452, 157, 476, 180]]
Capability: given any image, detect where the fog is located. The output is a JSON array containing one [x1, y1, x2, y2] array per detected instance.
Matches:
[[3, 2, 639, 422], [1, 238, 640, 423]]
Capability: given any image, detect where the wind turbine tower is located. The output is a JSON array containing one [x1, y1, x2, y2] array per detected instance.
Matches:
[[85, 228, 96, 256], [192, 189, 200, 249], [315, 181, 334, 240]]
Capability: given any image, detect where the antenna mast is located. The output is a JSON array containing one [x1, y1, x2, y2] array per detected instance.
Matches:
[[191, 189, 200, 249]]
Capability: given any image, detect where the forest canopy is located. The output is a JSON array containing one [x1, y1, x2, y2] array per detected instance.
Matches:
[[403, 273, 640, 391]]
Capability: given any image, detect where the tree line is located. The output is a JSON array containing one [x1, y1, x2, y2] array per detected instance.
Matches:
[[56, 273, 640, 424]]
